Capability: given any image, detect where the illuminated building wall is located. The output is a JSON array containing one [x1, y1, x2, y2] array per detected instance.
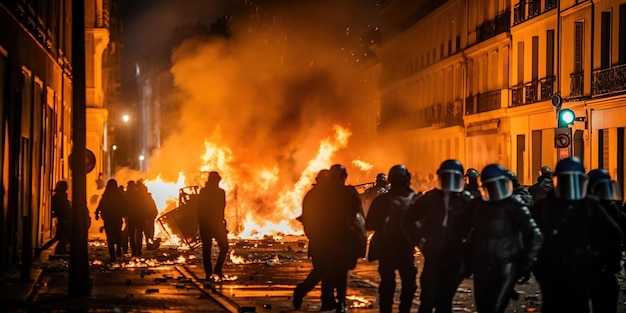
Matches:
[[376, 0, 626, 191]]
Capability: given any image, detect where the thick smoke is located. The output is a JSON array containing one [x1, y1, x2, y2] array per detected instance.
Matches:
[[143, 0, 387, 186]]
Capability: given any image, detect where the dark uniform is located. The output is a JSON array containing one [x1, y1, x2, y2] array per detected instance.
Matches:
[[293, 169, 332, 309], [197, 171, 228, 280], [51, 181, 72, 255], [95, 179, 126, 262], [318, 164, 363, 313], [402, 159, 474, 313], [366, 165, 418, 313], [464, 168, 481, 199], [528, 166, 553, 204], [531, 157, 623, 313], [361, 173, 390, 216], [471, 164, 543, 313], [587, 169, 625, 313]]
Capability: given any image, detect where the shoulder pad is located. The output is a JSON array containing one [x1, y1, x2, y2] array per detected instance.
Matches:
[[509, 194, 531, 208]]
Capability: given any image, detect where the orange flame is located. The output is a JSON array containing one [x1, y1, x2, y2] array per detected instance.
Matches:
[[131, 125, 353, 240]]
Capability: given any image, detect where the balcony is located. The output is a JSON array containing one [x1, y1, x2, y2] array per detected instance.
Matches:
[[592, 64, 626, 97], [540, 76, 556, 101], [545, 0, 557, 11], [525, 81, 539, 104], [514, 1, 526, 25], [570, 71, 584, 98], [511, 85, 524, 107], [476, 10, 511, 44], [527, 0, 541, 19], [466, 90, 502, 115]]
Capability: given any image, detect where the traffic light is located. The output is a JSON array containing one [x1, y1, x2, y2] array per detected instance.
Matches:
[[558, 108, 575, 128]]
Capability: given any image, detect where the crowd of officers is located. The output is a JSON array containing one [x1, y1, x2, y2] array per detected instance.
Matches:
[[296, 156, 626, 313], [93, 179, 159, 262]]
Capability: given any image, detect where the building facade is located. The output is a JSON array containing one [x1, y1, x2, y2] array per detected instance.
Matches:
[[0, 0, 73, 275], [375, 0, 626, 195]]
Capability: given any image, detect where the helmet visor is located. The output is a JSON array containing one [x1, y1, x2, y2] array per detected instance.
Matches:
[[590, 180, 623, 201], [438, 170, 465, 192], [554, 172, 589, 200], [481, 177, 513, 201]]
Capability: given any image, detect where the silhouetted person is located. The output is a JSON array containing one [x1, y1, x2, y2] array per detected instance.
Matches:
[[402, 159, 475, 313], [125, 181, 145, 256], [587, 169, 625, 313], [471, 164, 543, 313], [197, 171, 228, 281], [319, 164, 364, 313], [366, 165, 418, 313], [136, 181, 159, 250], [293, 169, 332, 309], [464, 168, 481, 199], [531, 157, 623, 313], [528, 166, 553, 204], [95, 179, 126, 262], [361, 172, 390, 216], [51, 180, 72, 255], [505, 170, 533, 207], [118, 185, 130, 255]]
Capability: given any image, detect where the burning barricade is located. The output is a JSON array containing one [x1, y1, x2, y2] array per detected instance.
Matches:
[[157, 186, 203, 250]]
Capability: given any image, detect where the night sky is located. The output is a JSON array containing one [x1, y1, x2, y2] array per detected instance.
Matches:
[[118, 0, 380, 102]]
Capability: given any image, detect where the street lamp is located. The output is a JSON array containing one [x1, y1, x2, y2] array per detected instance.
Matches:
[[122, 114, 130, 123], [139, 154, 145, 172]]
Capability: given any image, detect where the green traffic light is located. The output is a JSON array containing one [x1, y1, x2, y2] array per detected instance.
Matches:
[[558, 109, 575, 127]]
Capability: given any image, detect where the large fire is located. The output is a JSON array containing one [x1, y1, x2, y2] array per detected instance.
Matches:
[[140, 125, 357, 240]]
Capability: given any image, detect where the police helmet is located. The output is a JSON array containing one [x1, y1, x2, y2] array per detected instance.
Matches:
[[540, 166, 553, 178], [388, 165, 411, 186], [587, 169, 622, 201], [330, 164, 348, 182], [54, 181, 68, 193], [553, 157, 588, 200], [465, 168, 480, 179], [376, 173, 388, 185], [437, 159, 465, 192], [505, 170, 521, 187], [481, 164, 514, 201]]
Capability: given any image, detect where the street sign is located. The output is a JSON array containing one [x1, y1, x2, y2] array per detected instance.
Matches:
[[554, 127, 571, 148], [69, 149, 97, 174]]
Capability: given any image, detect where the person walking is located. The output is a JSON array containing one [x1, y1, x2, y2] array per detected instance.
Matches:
[[366, 165, 419, 313], [361, 173, 390, 216], [196, 171, 229, 281], [136, 181, 159, 250], [471, 164, 543, 313], [51, 180, 72, 255], [293, 169, 332, 309], [95, 179, 127, 262], [528, 166, 553, 204], [586, 169, 625, 313], [125, 180, 145, 256], [316, 164, 364, 313], [402, 159, 475, 313], [531, 157, 623, 313]]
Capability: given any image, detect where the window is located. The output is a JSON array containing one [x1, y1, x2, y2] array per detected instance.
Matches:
[[601, 12, 611, 69], [618, 4, 626, 64], [532, 36, 539, 81], [546, 30, 555, 77], [517, 41, 524, 85], [574, 21, 584, 73]]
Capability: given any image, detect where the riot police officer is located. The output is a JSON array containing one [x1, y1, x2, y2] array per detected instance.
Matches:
[[464, 168, 481, 199], [472, 164, 543, 313], [361, 173, 390, 215], [505, 170, 533, 207], [531, 157, 623, 313], [366, 165, 418, 313], [587, 169, 625, 313], [402, 159, 475, 313], [528, 166, 553, 204]]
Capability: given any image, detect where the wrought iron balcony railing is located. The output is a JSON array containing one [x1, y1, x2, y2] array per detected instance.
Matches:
[[570, 71, 584, 98], [545, 0, 557, 11], [592, 64, 626, 97], [513, 1, 526, 25], [511, 85, 524, 107], [476, 10, 511, 43], [525, 81, 539, 104], [466, 90, 502, 115], [540, 76, 556, 101], [527, 0, 541, 19]]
